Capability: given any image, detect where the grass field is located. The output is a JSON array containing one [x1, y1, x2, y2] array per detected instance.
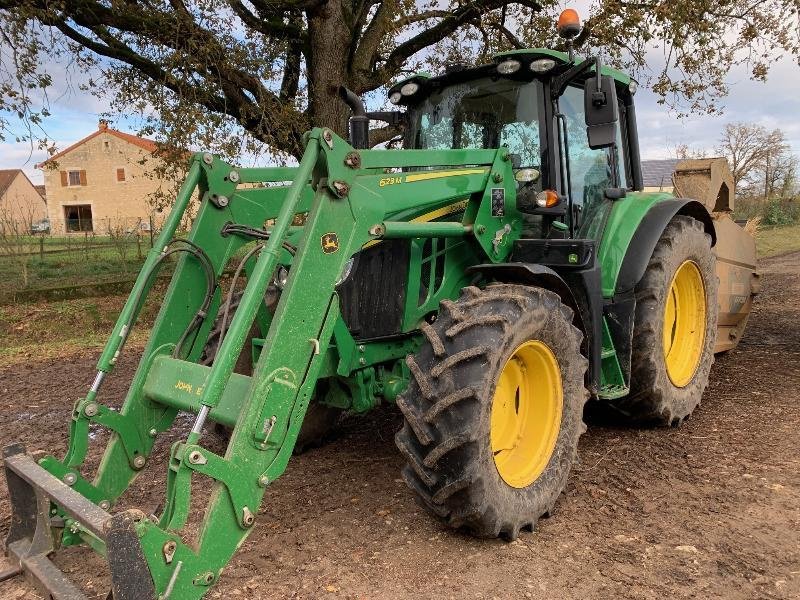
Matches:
[[0, 235, 148, 295], [755, 222, 800, 257]]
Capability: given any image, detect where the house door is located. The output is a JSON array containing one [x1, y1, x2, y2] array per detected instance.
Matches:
[[64, 205, 93, 232]]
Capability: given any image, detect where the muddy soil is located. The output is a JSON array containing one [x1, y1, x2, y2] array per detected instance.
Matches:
[[1, 252, 799, 600]]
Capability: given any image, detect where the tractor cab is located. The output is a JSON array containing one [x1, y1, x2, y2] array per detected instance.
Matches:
[[384, 47, 643, 240]]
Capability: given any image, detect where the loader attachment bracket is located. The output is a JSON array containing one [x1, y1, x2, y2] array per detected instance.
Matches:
[[3, 443, 115, 599]]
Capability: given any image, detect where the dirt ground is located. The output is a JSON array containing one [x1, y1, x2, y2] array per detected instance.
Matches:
[[1, 251, 799, 600]]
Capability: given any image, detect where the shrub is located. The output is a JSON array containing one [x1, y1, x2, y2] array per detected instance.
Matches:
[[734, 197, 799, 226]]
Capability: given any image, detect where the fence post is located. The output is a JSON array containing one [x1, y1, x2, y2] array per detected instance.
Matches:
[[39, 236, 44, 260]]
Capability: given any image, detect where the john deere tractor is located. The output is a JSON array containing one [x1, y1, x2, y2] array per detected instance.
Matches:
[[2, 10, 758, 599]]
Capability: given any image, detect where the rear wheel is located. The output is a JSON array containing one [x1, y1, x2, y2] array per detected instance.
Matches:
[[395, 284, 588, 540], [613, 215, 718, 425], [200, 291, 342, 453]]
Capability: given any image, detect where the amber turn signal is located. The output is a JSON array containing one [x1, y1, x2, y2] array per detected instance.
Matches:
[[557, 8, 581, 39], [535, 189, 560, 208]]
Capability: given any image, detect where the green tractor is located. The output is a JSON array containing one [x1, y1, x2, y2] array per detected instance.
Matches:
[[2, 11, 757, 600]]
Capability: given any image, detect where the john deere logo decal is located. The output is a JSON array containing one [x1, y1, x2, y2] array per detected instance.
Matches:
[[321, 232, 339, 254]]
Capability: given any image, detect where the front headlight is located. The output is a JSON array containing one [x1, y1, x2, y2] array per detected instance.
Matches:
[[515, 168, 541, 183], [400, 82, 420, 96], [530, 58, 556, 73], [496, 59, 522, 75]]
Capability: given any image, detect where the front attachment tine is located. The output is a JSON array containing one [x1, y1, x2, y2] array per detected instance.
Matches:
[[3, 443, 39, 552], [107, 510, 157, 600]]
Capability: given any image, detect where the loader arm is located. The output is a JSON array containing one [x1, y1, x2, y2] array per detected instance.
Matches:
[[3, 129, 518, 599]]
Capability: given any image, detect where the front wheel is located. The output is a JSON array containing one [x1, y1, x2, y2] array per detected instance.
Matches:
[[395, 284, 588, 540]]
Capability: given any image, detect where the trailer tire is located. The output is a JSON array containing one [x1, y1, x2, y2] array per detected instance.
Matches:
[[200, 290, 342, 453], [614, 215, 718, 425], [396, 284, 588, 540]]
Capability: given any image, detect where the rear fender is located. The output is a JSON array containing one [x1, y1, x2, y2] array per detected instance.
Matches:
[[614, 199, 715, 295], [601, 197, 716, 391]]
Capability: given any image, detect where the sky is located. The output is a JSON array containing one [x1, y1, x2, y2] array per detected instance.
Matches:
[[2, 24, 799, 185]]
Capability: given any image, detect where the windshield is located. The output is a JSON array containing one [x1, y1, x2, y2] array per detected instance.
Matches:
[[408, 78, 544, 170]]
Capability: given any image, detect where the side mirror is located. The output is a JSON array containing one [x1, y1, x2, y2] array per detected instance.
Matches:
[[584, 74, 619, 149]]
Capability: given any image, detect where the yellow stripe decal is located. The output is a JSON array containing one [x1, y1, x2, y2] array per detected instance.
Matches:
[[410, 200, 469, 223], [404, 168, 487, 183]]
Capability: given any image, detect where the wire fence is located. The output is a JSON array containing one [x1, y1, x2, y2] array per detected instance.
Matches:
[[0, 216, 161, 299]]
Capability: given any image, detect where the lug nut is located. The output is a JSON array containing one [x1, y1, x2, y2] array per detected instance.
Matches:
[[332, 181, 349, 197], [63, 472, 77, 486], [344, 152, 361, 168], [163, 540, 177, 564], [84, 403, 99, 417], [188, 450, 207, 465], [133, 455, 146, 469], [322, 129, 334, 149], [99, 500, 111, 511], [202, 152, 213, 165], [228, 170, 240, 183]]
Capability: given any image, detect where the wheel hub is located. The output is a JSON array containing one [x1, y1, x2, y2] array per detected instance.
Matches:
[[663, 260, 706, 387], [490, 340, 563, 488]]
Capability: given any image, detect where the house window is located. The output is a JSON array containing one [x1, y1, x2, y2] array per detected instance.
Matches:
[[60, 170, 87, 187], [64, 205, 93, 232], [116, 167, 126, 182]]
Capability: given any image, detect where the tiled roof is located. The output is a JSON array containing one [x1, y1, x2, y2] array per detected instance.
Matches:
[[36, 121, 159, 168], [0, 169, 43, 203], [0, 169, 21, 197], [641, 159, 680, 188]]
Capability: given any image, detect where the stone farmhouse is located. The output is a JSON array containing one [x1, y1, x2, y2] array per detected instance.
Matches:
[[0, 169, 48, 231], [37, 121, 178, 234]]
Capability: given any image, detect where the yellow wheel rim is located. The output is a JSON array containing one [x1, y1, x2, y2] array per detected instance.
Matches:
[[490, 340, 563, 489], [663, 260, 706, 387]]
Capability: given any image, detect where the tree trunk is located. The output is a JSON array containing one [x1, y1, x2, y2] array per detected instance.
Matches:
[[306, 0, 353, 141]]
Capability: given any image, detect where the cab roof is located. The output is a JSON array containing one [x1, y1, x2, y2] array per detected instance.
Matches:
[[388, 48, 633, 102]]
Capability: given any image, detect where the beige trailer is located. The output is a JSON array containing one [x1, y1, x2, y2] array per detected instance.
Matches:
[[673, 158, 760, 352]]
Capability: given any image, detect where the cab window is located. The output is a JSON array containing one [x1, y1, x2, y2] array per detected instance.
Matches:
[[558, 85, 629, 224]]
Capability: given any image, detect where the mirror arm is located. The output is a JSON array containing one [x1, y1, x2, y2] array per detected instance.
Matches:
[[551, 58, 594, 100]]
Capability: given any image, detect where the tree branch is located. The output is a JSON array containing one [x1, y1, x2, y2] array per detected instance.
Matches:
[[369, 0, 542, 88]]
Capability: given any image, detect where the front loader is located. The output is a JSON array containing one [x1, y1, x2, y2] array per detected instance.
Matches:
[[2, 10, 758, 599]]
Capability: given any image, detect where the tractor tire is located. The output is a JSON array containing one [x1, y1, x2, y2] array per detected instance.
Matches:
[[395, 284, 588, 540], [200, 290, 342, 453], [613, 215, 718, 425]]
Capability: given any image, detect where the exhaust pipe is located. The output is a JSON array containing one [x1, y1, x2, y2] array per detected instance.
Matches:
[[339, 86, 369, 149]]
